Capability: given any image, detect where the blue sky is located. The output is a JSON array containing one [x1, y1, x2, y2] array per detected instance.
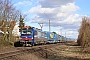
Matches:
[[75, 0, 90, 15], [12, 0, 90, 39]]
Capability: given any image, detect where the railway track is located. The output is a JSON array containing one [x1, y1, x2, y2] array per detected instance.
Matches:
[[0, 42, 73, 60], [0, 50, 22, 59], [0, 48, 32, 59]]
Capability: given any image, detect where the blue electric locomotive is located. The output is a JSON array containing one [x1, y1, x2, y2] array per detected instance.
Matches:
[[34, 28, 47, 45], [45, 31, 55, 43], [44, 31, 62, 43], [20, 26, 47, 46]]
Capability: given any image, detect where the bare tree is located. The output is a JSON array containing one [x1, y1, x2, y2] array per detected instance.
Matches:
[[77, 17, 90, 49], [0, 0, 20, 45]]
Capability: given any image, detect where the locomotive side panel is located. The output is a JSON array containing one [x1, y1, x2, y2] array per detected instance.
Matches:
[[45, 31, 55, 43], [34, 30, 47, 44]]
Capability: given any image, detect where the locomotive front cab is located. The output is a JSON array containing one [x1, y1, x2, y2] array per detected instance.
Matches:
[[20, 27, 34, 46]]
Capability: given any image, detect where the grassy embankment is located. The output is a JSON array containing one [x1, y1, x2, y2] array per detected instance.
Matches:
[[0, 36, 19, 49]]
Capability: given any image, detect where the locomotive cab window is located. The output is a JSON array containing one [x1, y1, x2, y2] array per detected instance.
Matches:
[[22, 30, 27, 34], [27, 28, 32, 35], [21, 28, 32, 35]]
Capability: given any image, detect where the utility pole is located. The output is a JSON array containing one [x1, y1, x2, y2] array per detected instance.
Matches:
[[38, 23, 43, 31], [65, 31, 67, 42], [60, 29, 62, 35], [49, 20, 50, 32], [60, 29, 62, 40]]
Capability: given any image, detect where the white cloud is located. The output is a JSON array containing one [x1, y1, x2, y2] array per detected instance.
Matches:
[[25, 0, 82, 39], [60, 3, 79, 13], [27, 5, 55, 14], [14, 1, 32, 6], [62, 14, 81, 24], [56, 27, 78, 39], [38, 0, 74, 8], [28, 2, 81, 27]]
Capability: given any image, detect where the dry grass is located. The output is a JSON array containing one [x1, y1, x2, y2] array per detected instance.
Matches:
[[45, 43, 90, 60]]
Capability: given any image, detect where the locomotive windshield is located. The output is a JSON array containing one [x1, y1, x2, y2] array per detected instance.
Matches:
[[21, 28, 32, 36]]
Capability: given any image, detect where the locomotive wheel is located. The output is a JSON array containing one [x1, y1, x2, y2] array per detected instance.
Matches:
[[32, 43, 35, 46], [14, 41, 21, 47], [44, 41, 46, 45]]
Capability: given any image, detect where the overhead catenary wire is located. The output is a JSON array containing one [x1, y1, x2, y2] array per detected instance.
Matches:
[[29, 0, 51, 31], [29, 0, 51, 20]]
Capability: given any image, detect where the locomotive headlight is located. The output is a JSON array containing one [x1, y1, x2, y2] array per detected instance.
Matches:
[[26, 37, 27, 38], [32, 37, 33, 39]]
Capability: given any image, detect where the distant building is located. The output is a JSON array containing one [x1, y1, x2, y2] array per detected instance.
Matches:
[[12, 23, 20, 36], [0, 21, 17, 36], [0, 21, 16, 31]]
